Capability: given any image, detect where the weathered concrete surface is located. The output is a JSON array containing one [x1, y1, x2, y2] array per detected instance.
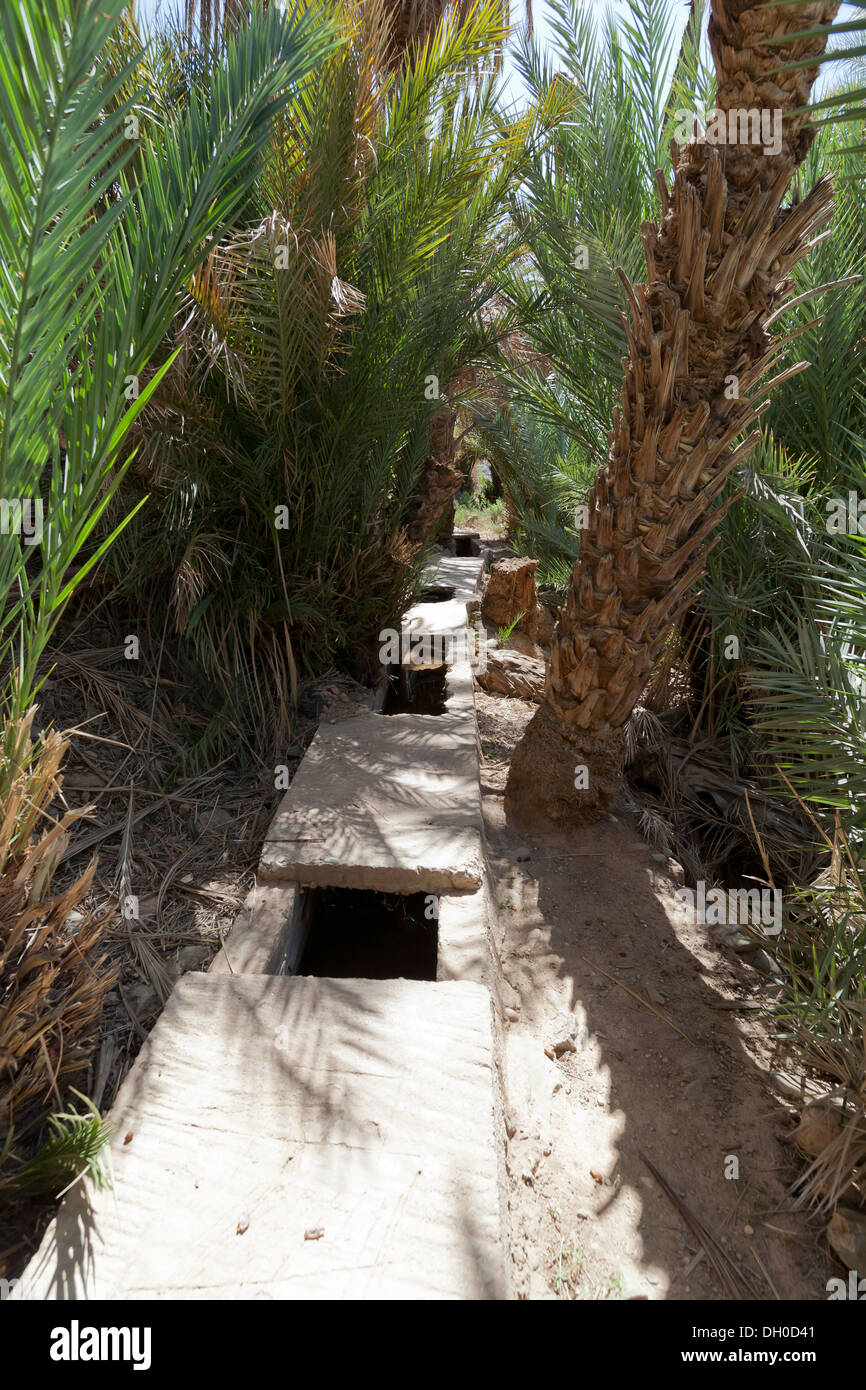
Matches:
[[437, 879, 504, 1006], [424, 554, 485, 606], [401, 598, 473, 642], [17, 974, 509, 1300], [210, 882, 305, 976], [402, 556, 486, 639], [260, 710, 484, 892], [442, 656, 478, 724]]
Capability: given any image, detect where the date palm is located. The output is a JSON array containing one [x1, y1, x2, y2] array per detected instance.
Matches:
[[507, 0, 843, 825], [0, 0, 329, 1181], [106, 0, 558, 762]]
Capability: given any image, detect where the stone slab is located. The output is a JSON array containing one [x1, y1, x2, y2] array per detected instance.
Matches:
[[442, 655, 479, 721], [260, 710, 484, 892], [402, 556, 486, 637], [423, 554, 485, 604], [209, 882, 303, 976], [17, 974, 508, 1300], [437, 884, 495, 992], [401, 598, 470, 639]]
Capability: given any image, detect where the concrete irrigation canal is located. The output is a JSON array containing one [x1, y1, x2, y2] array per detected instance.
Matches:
[[17, 550, 514, 1300]]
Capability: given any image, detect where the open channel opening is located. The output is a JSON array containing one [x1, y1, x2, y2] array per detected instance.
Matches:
[[418, 584, 455, 602], [295, 887, 438, 980], [383, 661, 448, 714]]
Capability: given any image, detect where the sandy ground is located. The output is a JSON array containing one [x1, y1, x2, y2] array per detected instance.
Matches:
[[476, 689, 835, 1301]]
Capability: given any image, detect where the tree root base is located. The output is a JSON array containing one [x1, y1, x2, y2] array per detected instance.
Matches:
[[504, 703, 623, 829]]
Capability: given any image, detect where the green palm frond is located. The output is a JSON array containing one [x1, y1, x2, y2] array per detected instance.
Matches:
[[744, 516, 866, 831], [2, 1090, 113, 1198], [101, 0, 564, 756], [0, 0, 333, 717], [765, 1, 866, 155]]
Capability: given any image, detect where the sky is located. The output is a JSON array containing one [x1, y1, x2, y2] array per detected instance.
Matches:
[[131, 0, 859, 107], [500, 0, 860, 105], [130, 0, 693, 53], [498, 0, 694, 105], [129, 0, 695, 108]]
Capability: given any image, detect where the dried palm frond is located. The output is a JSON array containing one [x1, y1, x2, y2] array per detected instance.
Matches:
[[0, 715, 116, 1172], [627, 720, 821, 884], [104, 0, 559, 761]]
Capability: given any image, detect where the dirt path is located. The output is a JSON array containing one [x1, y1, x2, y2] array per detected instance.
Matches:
[[477, 690, 834, 1301]]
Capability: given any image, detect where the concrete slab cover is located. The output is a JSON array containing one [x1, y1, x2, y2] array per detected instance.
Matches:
[[260, 711, 483, 891], [401, 597, 472, 640], [423, 555, 485, 605], [18, 974, 508, 1300]]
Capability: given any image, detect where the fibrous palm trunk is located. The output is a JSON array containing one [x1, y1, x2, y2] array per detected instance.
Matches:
[[403, 405, 461, 545], [507, 0, 840, 826]]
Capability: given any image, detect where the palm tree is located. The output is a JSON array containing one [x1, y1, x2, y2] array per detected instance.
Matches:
[[103, 0, 553, 762], [0, 0, 329, 1182], [506, 0, 843, 825]]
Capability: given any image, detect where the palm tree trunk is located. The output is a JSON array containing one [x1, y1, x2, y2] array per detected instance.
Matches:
[[403, 405, 462, 546], [507, 0, 840, 825]]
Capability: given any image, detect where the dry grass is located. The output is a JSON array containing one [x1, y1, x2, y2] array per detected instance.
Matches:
[[0, 711, 116, 1168]]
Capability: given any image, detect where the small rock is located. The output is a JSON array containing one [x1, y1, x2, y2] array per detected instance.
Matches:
[[548, 1011, 578, 1054], [298, 690, 325, 719], [744, 1224, 754, 1237], [177, 943, 212, 973], [304, 1226, 325, 1241], [827, 1207, 866, 1270], [751, 948, 781, 978], [719, 928, 754, 954], [236, 1215, 250, 1235], [125, 981, 159, 1017], [794, 1099, 843, 1158], [477, 647, 545, 701], [769, 1069, 816, 1102]]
